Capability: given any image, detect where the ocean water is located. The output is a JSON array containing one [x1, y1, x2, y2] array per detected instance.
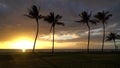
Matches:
[[0, 49, 119, 52]]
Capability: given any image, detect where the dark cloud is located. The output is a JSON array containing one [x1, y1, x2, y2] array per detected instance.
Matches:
[[0, 0, 120, 43]]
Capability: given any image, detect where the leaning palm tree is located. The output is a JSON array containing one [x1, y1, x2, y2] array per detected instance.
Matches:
[[44, 12, 64, 54], [106, 32, 120, 51], [94, 10, 112, 52], [24, 5, 43, 53], [76, 11, 97, 53]]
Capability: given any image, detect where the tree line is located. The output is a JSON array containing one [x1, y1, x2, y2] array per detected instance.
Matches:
[[24, 5, 120, 54]]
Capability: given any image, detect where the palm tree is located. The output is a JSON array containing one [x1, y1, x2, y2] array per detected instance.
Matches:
[[94, 10, 112, 52], [106, 32, 120, 51], [44, 12, 64, 54], [24, 5, 43, 53], [76, 11, 97, 53]]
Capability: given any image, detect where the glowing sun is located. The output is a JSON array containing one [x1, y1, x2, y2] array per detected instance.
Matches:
[[13, 38, 33, 52]]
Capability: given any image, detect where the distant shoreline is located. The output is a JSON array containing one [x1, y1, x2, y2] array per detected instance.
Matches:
[[0, 49, 119, 52]]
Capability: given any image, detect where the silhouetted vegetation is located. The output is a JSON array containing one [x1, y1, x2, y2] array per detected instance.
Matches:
[[22, 4, 120, 54], [44, 12, 64, 54], [1, 2, 120, 68], [24, 5, 43, 53], [76, 11, 97, 53], [106, 32, 120, 51], [94, 11, 112, 53]]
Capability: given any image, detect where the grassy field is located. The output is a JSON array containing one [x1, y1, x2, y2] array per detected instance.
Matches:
[[0, 52, 120, 68]]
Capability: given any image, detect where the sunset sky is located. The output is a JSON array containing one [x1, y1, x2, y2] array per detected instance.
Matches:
[[0, 0, 120, 50]]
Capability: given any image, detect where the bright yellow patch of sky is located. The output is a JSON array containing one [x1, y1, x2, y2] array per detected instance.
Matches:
[[0, 35, 114, 50], [0, 36, 81, 49]]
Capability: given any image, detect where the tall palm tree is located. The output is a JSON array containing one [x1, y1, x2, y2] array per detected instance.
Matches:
[[76, 11, 97, 53], [106, 32, 120, 51], [24, 5, 43, 53], [94, 10, 112, 52], [44, 12, 64, 54]]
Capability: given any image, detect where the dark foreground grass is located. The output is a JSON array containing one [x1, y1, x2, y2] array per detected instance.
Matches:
[[0, 52, 120, 68]]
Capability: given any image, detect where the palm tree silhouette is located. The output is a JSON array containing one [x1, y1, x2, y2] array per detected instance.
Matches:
[[44, 12, 64, 54], [24, 5, 43, 53], [106, 32, 120, 51], [76, 11, 97, 53], [94, 10, 112, 52]]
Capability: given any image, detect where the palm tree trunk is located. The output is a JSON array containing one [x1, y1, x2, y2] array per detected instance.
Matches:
[[33, 18, 39, 53], [113, 40, 117, 52], [102, 23, 105, 53], [52, 24, 55, 54], [86, 23, 90, 53]]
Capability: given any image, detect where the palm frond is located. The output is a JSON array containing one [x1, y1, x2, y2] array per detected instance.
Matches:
[[44, 15, 53, 23], [82, 11, 87, 16], [29, 10, 35, 17], [32, 5, 39, 16], [106, 35, 112, 41], [106, 38, 112, 41], [56, 22, 64, 26], [38, 15, 44, 19], [94, 12, 103, 20], [94, 10, 112, 23], [116, 35, 120, 39], [44, 11, 64, 31], [50, 12, 54, 19], [106, 32, 120, 41], [89, 19, 98, 25], [75, 20, 85, 23], [56, 15, 62, 20], [24, 14, 34, 19], [25, 5, 42, 19], [105, 14, 112, 20], [77, 11, 99, 25]]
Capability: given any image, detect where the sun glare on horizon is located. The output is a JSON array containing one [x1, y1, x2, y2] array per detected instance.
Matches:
[[11, 37, 52, 52], [22, 49, 26, 52], [13, 38, 33, 52]]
